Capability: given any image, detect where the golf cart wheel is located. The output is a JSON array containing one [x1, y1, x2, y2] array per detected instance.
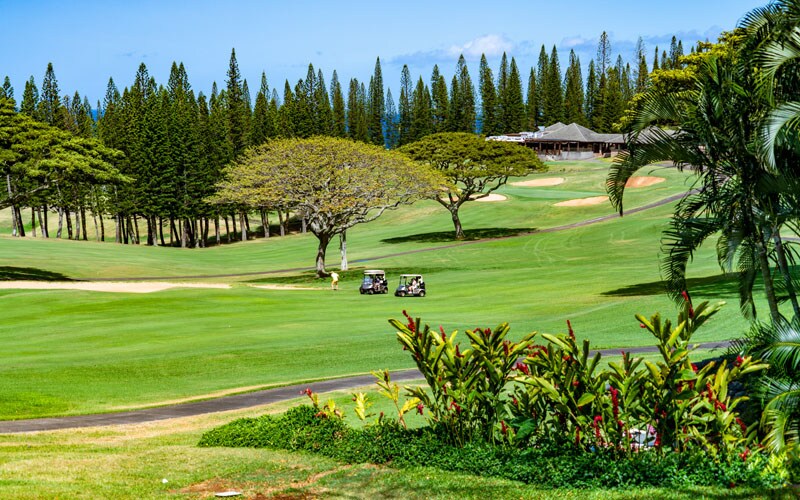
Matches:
[[418, 290, 426, 297], [398, 291, 406, 297], [360, 289, 365, 294]]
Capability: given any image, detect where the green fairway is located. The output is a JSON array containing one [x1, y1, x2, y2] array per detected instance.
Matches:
[[0, 161, 753, 419]]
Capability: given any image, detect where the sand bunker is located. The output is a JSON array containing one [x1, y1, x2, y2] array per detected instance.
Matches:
[[555, 195, 609, 207], [474, 193, 507, 202], [511, 177, 565, 187], [0, 281, 230, 293], [625, 176, 665, 188]]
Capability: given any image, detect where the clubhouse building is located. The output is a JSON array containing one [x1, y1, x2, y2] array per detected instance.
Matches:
[[487, 122, 626, 161]]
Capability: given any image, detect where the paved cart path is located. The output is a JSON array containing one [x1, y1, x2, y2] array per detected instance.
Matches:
[[0, 341, 732, 434]]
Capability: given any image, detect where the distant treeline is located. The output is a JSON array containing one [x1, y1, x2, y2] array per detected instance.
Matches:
[[0, 32, 688, 247]]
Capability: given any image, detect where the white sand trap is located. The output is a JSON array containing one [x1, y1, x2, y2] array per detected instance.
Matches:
[[250, 284, 318, 291], [555, 195, 609, 207], [511, 177, 565, 187], [626, 176, 665, 188], [0, 281, 230, 293], [473, 193, 507, 202]]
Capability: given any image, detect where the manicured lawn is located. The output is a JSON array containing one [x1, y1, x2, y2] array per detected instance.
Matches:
[[0, 161, 755, 419]]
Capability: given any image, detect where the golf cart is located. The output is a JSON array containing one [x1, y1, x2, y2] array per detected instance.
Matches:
[[359, 270, 388, 294], [395, 274, 426, 297]]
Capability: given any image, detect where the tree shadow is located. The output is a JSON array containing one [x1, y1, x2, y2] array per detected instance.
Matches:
[[381, 227, 537, 244], [602, 273, 747, 298], [0, 266, 73, 281], [245, 266, 454, 284]]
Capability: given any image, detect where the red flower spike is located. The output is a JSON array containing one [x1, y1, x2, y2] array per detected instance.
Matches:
[[567, 319, 575, 339], [736, 417, 747, 433], [500, 421, 508, 435], [515, 362, 530, 375], [639, 323, 646, 329], [572, 380, 580, 387], [691, 363, 698, 373], [610, 387, 620, 420], [512, 396, 519, 407], [734, 355, 743, 367], [416, 403, 424, 415], [575, 426, 581, 446]]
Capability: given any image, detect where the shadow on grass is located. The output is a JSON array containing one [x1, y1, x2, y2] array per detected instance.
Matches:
[[381, 227, 537, 244], [246, 266, 455, 285], [0, 266, 72, 282], [602, 273, 748, 298]]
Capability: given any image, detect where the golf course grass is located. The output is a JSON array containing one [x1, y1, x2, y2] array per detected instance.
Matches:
[[0, 161, 754, 420]]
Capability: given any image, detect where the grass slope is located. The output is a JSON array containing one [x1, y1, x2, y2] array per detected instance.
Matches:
[[0, 162, 754, 419]]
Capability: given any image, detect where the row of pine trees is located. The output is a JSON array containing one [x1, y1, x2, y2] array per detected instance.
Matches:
[[1, 33, 686, 247]]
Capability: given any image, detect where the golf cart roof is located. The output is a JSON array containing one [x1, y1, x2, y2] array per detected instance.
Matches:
[[363, 270, 385, 274], [399, 274, 423, 277]]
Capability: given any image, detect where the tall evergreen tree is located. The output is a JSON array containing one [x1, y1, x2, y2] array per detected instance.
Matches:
[[38, 62, 63, 127], [225, 48, 248, 157], [409, 77, 432, 141], [20, 77, 39, 117], [505, 57, 525, 132], [384, 88, 399, 149], [596, 31, 611, 75], [330, 70, 346, 137], [479, 54, 498, 135], [495, 53, 509, 132], [585, 60, 598, 128], [634, 37, 649, 92], [525, 67, 538, 130], [542, 45, 563, 125], [277, 80, 295, 137], [430, 64, 449, 133], [1, 77, 12, 100], [653, 46, 660, 72], [451, 55, 475, 133], [563, 50, 585, 125], [535, 45, 549, 126], [250, 72, 273, 145], [398, 65, 413, 145], [367, 57, 385, 146], [346, 78, 367, 142]]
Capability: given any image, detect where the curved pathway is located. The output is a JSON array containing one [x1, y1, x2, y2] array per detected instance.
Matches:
[[0, 341, 732, 434]]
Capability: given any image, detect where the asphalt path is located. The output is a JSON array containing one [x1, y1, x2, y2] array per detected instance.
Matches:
[[2, 189, 727, 434], [0, 341, 733, 434]]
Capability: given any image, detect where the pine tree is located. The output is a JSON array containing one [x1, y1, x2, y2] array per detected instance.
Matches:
[[314, 69, 333, 136], [601, 65, 623, 132], [1, 77, 12, 100], [596, 31, 611, 75], [634, 37, 649, 93], [505, 57, 525, 132], [563, 50, 585, 125], [225, 48, 249, 156], [525, 67, 537, 130], [409, 77, 432, 141], [250, 72, 272, 146], [277, 80, 295, 137], [535, 45, 549, 126], [20, 77, 39, 117], [38, 62, 63, 127], [330, 70, 346, 137], [398, 65, 413, 145], [367, 57, 385, 146], [585, 60, 598, 128], [479, 54, 497, 135], [495, 53, 509, 132], [653, 46, 660, 72], [453, 55, 476, 133], [430, 64, 449, 133], [668, 36, 680, 69], [346, 78, 367, 142], [542, 45, 563, 125], [384, 88, 399, 148]]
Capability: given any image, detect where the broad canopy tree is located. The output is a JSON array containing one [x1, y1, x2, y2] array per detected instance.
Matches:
[[0, 96, 125, 213], [213, 136, 444, 276], [399, 132, 546, 239]]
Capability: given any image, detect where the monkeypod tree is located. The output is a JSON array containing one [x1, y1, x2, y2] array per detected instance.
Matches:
[[213, 136, 444, 277], [399, 132, 545, 239]]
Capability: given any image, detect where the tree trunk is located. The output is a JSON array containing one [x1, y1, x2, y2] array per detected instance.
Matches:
[[115, 214, 121, 243], [181, 218, 188, 248], [302, 217, 307, 234], [244, 211, 251, 233], [65, 208, 73, 239], [15, 207, 24, 237], [260, 209, 269, 238], [215, 217, 220, 245], [170, 217, 177, 246], [6, 175, 17, 237], [99, 211, 105, 242], [755, 234, 782, 324], [231, 213, 237, 240], [203, 217, 210, 245], [42, 203, 49, 238], [340, 231, 348, 271], [80, 206, 88, 241], [74, 208, 81, 241], [284, 210, 291, 234], [145, 214, 154, 246], [158, 217, 165, 246], [773, 232, 800, 319], [316, 233, 331, 277], [133, 215, 140, 244], [450, 206, 465, 239], [91, 208, 99, 242], [277, 210, 285, 236], [37, 207, 46, 237], [57, 207, 64, 239], [224, 216, 231, 243], [240, 212, 247, 241], [30, 207, 36, 238]]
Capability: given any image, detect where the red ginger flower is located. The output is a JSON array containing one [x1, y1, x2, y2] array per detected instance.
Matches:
[[515, 362, 530, 375], [567, 319, 575, 339], [500, 420, 508, 435], [734, 355, 744, 367], [416, 403, 424, 415]]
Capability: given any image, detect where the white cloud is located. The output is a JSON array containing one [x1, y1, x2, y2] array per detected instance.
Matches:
[[447, 34, 515, 59]]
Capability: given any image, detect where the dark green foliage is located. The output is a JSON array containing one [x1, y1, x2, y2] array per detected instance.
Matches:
[[525, 67, 537, 129], [330, 70, 346, 137], [479, 55, 497, 135], [384, 88, 399, 149], [448, 55, 476, 133], [563, 50, 585, 125], [409, 77, 432, 141], [542, 45, 563, 125], [368, 57, 385, 146], [503, 57, 525, 133], [1, 76, 12, 100], [20, 77, 38, 117], [535, 46, 548, 125], [430, 65, 449, 133], [199, 406, 783, 490], [225, 48, 249, 156], [347, 78, 368, 142], [37, 62, 63, 127], [249, 72, 274, 146], [398, 65, 412, 145]]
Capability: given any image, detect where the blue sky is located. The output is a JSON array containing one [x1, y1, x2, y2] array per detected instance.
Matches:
[[1, 0, 768, 105]]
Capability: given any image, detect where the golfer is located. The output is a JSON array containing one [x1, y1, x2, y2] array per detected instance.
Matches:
[[330, 271, 339, 290]]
